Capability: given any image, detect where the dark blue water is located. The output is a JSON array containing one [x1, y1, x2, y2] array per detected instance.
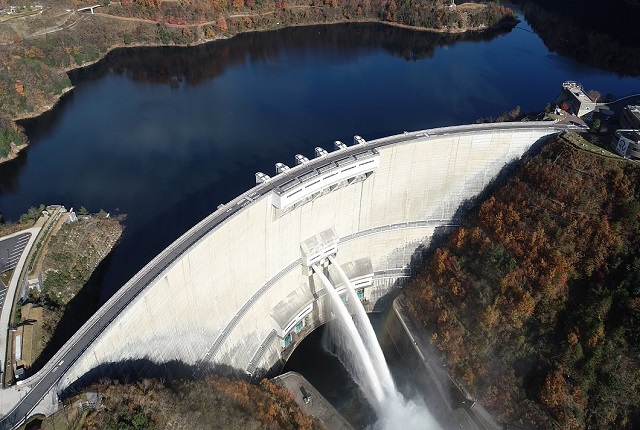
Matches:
[[0, 20, 638, 306]]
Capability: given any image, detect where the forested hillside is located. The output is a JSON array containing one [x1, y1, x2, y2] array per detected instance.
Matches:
[[43, 376, 322, 430], [406, 133, 640, 429], [107, 0, 514, 33]]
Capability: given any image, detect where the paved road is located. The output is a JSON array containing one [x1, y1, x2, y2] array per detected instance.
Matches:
[[0, 122, 574, 429]]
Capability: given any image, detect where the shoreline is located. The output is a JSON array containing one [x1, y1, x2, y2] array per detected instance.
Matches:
[[1, 12, 518, 164], [12, 16, 517, 123]]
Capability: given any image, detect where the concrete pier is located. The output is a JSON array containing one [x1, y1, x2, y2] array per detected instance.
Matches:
[[272, 371, 354, 430]]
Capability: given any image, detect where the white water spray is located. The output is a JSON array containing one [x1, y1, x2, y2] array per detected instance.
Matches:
[[312, 261, 441, 430], [312, 265, 386, 407], [328, 255, 396, 397]]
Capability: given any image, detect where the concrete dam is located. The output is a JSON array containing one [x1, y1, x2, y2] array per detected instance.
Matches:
[[0, 122, 576, 428], [55, 121, 572, 389]]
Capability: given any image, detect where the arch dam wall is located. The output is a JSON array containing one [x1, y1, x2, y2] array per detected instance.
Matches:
[[56, 123, 568, 391]]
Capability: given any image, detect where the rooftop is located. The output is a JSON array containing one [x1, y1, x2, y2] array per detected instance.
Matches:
[[626, 105, 640, 119], [563, 81, 594, 104], [616, 129, 640, 142]]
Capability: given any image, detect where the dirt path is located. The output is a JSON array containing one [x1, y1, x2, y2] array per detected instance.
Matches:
[[28, 13, 86, 39], [93, 6, 317, 28]]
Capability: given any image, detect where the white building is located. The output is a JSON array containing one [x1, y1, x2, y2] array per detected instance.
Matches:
[[620, 105, 640, 130], [611, 129, 640, 161], [561, 81, 597, 117]]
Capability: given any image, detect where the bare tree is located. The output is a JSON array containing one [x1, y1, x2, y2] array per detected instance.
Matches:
[[587, 89, 601, 103]]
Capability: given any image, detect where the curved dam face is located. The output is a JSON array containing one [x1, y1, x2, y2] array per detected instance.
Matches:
[[58, 123, 566, 391]]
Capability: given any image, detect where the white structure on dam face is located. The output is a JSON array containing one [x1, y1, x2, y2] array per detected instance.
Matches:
[[54, 122, 569, 391]]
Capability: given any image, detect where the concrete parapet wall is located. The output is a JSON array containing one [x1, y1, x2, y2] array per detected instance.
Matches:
[[58, 125, 559, 390]]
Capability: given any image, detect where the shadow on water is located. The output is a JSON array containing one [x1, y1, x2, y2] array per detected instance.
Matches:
[[17, 90, 77, 144], [0, 89, 76, 202], [67, 22, 515, 89], [0, 149, 28, 198], [519, 0, 640, 76]]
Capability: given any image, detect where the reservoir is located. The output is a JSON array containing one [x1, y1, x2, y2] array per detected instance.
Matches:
[[0, 14, 638, 385]]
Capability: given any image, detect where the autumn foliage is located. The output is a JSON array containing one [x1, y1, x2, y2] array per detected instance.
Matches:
[[104, 0, 514, 34], [406, 133, 640, 429], [76, 375, 321, 430]]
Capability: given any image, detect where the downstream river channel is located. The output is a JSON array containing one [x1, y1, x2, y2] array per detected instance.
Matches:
[[0, 14, 638, 386]]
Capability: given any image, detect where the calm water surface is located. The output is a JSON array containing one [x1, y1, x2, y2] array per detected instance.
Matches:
[[0, 20, 638, 306]]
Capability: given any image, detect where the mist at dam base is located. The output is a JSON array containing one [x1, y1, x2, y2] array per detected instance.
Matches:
[[285, 306, 444, 429], [326, 328, 442, 430], [311, 261, 441, 429]]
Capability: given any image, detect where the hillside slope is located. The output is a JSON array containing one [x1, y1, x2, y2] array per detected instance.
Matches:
[[406, 133, 640, 429], [43, 376, 322, 430]]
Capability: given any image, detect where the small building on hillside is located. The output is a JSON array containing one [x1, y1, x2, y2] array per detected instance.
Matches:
[[560, 81, 597, 117], [611, 129, 640, 161], [620, 105, 640, 129]]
